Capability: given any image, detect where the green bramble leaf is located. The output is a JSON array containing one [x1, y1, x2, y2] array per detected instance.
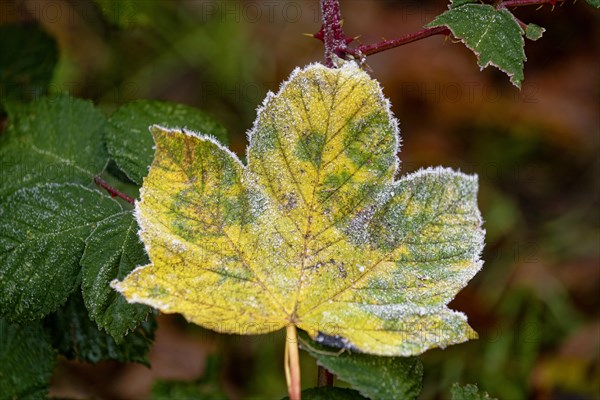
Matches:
[[0, 318, 56, 400], [105, 100, 227, 185], [45, 292, 156, 365], [114, 62, 484, 356], [451, 383, 497, 400], [0, 24, 58, 111], [427, 2, 526, 87], [525, 24, 545, 41], [81, 211, 151, 342], [0, 95, 108, 199], [299, 331, 423, 400], [0, 184, 122, 322]]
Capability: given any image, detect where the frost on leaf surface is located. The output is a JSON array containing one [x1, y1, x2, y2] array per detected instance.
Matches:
[[0, 183, 122, 321], [114, 62, 484, 356], [427, 1, 526, 87], [0, 95, 107, 199], [81, 211, 151, 342]]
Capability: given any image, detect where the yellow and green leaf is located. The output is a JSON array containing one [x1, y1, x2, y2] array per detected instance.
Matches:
[[113, 62, 484, 356]]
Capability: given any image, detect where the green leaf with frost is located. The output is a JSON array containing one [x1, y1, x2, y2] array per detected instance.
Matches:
[[105, 100, 227, 185], [525, 24, 545, 41], [451, 383, 497, 400], [299, 331, 423, 400], [0, 183, 122, 321], [0, 24, 58, 110], [81, 211, 151, 342], [427, 3, 526, 87], [0, 318, 55, 400], [45, 293, 156, 365], [0, 95, 108, 199], [114, 62, 484, 356]]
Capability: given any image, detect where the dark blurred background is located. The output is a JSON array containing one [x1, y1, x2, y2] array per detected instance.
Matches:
[[1, 0, 598, 398]]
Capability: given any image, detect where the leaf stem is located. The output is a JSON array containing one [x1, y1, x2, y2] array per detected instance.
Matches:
[[285, 325, 301, 400], [93, 176, 135, 205], [357, 26, 451, 57], [315, 0, 567, 64], [499, 0, 563, 8], [316, 0, 451, 63]]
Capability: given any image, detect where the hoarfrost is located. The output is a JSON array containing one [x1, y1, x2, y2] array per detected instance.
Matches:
[[113, 61, 485, 357]]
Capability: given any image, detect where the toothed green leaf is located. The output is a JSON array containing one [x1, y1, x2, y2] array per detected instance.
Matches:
[[45, 293, 156, 365], [0, 95, 107, 199], [0, 184, 121, 321], [427, 3, 525, 87], [81, 211, 150, 342], [299, 331, 423, 399]]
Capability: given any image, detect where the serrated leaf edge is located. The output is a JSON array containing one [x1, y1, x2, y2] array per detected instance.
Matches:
[[428, 4, 526, 88], [81, 210, 152, 342], [1, 183, 122, 322], [110, 125, 243, 311]]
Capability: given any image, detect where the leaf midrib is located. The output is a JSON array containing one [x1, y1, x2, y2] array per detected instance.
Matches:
[[291, 68, 343, 321], [29, 143, 94, 176], [2, 211, 123, 254]]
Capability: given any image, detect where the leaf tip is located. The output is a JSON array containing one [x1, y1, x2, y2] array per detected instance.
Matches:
[[110, 278, 124, 293]]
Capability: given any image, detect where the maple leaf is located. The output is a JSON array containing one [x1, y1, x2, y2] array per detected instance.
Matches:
[[113, 62, 484, 359]]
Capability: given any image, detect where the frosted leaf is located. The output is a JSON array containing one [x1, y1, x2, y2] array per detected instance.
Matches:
[[81, 211, 151, 342], [114, 62, 484, 356], [299, 330, 423, 400], [0, 95, 107, 199], [0, 183, 122, 321], [427, 2, 526, 87]]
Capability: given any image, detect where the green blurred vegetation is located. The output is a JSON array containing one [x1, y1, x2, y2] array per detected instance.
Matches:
[[1, 0, 597, 399]]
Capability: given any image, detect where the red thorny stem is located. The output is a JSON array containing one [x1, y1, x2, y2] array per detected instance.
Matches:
[[500, 0, 564, 7], [358, 26, 451, 57], [315, 0, 569, 65]]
